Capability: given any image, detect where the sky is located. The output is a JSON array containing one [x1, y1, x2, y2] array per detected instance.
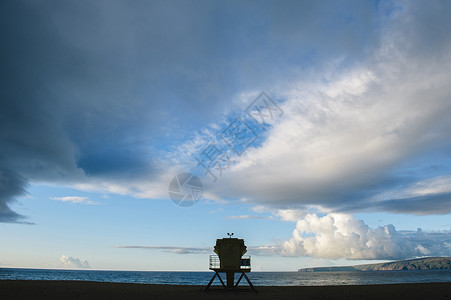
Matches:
[[1, 0, 450, 271]]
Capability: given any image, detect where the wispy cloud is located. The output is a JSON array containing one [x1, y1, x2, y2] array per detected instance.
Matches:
[[50, 196, 98, 205], [114, 245, 211, 254], [114, 244, 281, 256], [252, 206, 309, 222], [226, 215, 274, 220], [247, 245, 281, 256]]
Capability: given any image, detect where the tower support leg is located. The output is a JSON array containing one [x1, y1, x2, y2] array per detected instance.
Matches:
[[226, 272, 234, 288], [243, 272, 257, 292], [234, 272, 244, 287], [205, 271, 256, 292], [205, 271, 226, 291]]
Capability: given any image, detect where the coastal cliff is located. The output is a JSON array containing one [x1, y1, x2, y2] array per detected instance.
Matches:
[[298, 257, 451, 272]]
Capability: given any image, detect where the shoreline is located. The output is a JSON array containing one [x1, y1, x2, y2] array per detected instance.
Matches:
[[1, 280, 450, 299]]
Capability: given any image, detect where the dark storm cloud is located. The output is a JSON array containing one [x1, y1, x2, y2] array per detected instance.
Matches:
[[0, 0, 385, 222], [359, 192, 451, 215], [0, 169, 30, 223], [0, 0, 230, 220]]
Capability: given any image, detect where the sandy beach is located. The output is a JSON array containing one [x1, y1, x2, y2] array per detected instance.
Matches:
[[1, 280, 450, 300]]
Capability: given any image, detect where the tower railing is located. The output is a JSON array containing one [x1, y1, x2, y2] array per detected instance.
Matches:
[[240, 255, 251, 270], [209, 255, 251, 270], [209, 255, 220, 269]]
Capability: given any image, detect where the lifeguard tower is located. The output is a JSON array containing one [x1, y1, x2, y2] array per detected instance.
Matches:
[[205, 233, 256, 292]]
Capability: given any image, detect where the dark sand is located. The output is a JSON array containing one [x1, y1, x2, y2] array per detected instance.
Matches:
[[1, 280, 450, 300]]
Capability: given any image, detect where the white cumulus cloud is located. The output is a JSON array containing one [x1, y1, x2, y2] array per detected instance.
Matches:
[[59, 255, 91, 269], [282, 213, 451, 260]]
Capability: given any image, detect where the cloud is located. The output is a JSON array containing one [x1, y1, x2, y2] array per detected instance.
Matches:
[[59, 255, 91, 269], [274, 209, 309, 222], [343, 192, 451, 216], [1, 0, 450, 223], [114, 212, 451, 260], [114, 245, 210, 255], [0, 0, 388, 220], [50, 196, 98, 205], [226, 215, 273, 220], [247, 245, 281, 256], [200, 0, 451, 215], [251, 206, 308, 222], [342, 175, 451, 215], [282, 213, 451, 260], [115, 244, 281, 256], [0, 168, 30, 223]]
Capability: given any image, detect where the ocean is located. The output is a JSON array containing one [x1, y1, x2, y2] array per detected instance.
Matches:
[[1, 268, 450, 286]]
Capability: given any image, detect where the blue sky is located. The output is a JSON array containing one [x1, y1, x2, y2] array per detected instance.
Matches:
[[1, 0, 450, 271]]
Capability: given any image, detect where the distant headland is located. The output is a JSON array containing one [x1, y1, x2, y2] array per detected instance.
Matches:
[[298, 257, 451, 272]]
